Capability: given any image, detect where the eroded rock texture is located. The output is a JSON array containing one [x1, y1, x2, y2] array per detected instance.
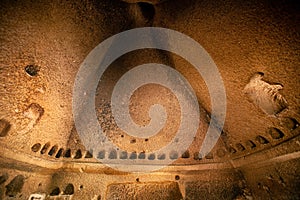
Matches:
[[0, 0, 299, 199]]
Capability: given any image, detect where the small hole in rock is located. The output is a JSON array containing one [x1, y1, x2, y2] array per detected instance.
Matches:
[[268, 127, 284, 139], [175, 175, 180, 180], [0, 119, 11, 137], [50, 187, 60, 196], [138, 152, 146, 159], [236, 143, 246, 151], [169, 151, 178, 160], [85, 151, 93, 158], [48, 145, 58, 156], [130, 152, 137, 159], [228, 146, 237, 154], [74, 149, 82, 159], [193, 152, 202, 160], [31, 143, 42, 152], [79, 185, 83, 190], [256, 135, 269, 144], [55, 148, 64, 158], [40, 142, 50, 154], [130, 138, 136, 144], [97, 150, 105, 159], [25, 65, 39, 76], [145, 138, 148, 142], [205, 152, 213, 159], [137, 2, 155, 21], [148, 153, 155, 160], [157, 153, 166, 160], [64, 183, 74, 195], [64, 149, 71, 158], [136, 178, 139, 182], [120, 151, 128, 159], [283, 117, 299, 130], [109, 150, 117, 159], [181, 151, 190, 158], [257, 72, 264, 76], [246, 140, 256, 148], [216, 149, 226, 157]]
